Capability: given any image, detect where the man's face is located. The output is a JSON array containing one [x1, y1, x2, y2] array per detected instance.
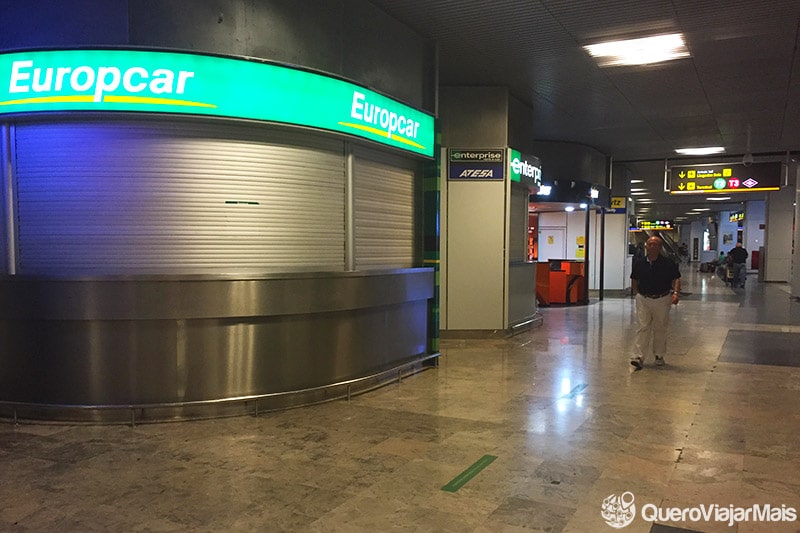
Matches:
[[645, 239, 662, 255]]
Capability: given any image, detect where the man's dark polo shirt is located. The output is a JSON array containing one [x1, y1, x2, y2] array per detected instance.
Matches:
[[631, 254, 681, 296]]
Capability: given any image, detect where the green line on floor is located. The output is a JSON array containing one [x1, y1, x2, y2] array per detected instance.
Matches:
[[441, 454, 497, 493], [562, 383, 587, 399]]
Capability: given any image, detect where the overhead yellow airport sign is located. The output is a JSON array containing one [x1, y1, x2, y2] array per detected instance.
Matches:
[[669, 162, 783, 194]]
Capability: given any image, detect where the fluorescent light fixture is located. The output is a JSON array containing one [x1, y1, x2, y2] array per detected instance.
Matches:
[[583, 33, 690, 67], [690, 208, 710, 211], [565, 206, 575, 212], [706, 196, 731, 201], [537, 185, 552, 196], [579, 203, 588, 209], [637, 199, 654, 203], [631, 179, 644, 183], [631, 192, 648, 195], [630, 188, 647, 192], [674, 146, 725, 155]]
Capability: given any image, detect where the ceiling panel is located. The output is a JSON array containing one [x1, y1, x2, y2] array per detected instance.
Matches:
[[368, 0, 800, 221]]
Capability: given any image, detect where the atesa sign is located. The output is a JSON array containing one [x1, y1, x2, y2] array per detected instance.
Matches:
[[447, 149, 505, 180], [0, 49, 435, 157]]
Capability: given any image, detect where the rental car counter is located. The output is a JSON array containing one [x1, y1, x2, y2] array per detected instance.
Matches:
[[0, 49, 436, 422], [536, 259, 586, 305]]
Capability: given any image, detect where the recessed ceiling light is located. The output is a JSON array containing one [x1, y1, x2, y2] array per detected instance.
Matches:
[[690, 208, 710, 211], [565, 206, 575, 212], [583, 33, 690, 67], [706, 196, 731, 201], [631, 180, 644, 183], [675, 146, 725, 155]]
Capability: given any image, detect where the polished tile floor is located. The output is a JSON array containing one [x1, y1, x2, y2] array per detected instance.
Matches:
[[2, 267, 800, 532]]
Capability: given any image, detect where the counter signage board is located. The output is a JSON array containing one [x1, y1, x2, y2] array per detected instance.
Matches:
[[609, 196, 626, 214], [669, 162, 782, 194], [630, 220, 673, 231], [508, 149, 542, 185], [448, 149, 505, 180], [0, 49, 435, 157]]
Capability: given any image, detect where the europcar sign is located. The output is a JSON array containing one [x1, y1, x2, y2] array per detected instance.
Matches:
[[0, 49, 435, 157]]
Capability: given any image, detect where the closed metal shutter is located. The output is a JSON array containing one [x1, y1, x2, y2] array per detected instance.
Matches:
[[352, 146, 418, 270], [13, 118, 345, 276]]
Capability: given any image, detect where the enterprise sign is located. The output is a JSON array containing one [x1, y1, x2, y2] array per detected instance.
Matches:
[[448, 149, 505, 180], [509, 149, 542, 185], [0, 49, 435, 157], [669, 162, 783, 194]]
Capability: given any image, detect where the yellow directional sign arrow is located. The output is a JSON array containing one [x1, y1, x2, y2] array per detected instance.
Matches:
[[678, 183, 685, 190], [678, 171, 686, 178]]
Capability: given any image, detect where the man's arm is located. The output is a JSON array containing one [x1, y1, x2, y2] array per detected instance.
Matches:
[[631, 278, 639, 296], [671, 277, 680, 305]]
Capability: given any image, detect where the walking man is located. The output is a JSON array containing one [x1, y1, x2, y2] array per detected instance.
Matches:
[[630, 236, 681, 369]]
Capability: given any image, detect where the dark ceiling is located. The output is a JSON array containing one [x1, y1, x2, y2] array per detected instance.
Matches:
[[368, 0, 800, 220]]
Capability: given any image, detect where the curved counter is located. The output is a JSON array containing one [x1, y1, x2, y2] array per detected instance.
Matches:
[[0, 268, 435, 421]]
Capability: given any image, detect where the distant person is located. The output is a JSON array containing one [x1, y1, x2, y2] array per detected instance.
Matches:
[[678, 242, 689, 263], [728, 242, 748, 288], [629, 236, 681, 370]]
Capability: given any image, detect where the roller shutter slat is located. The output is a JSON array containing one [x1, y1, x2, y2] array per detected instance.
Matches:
[[352, 146, 417, 270], [14, 120, 346, 276]]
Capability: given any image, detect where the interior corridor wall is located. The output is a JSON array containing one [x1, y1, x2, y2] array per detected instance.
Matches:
[[765, 182, 796, 282], [588, 212, 627, 290], [438, 86, 510, 330], [793, 171, 800, 297], [744, 200, 766, 258], [539, 210, 627, 290], [445, 180, 506, 329], [718, 211, 740, 253], [0, 0, 435, 113]]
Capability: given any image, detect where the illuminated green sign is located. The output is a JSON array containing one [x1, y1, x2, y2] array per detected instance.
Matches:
[[509, 149, 542, 184], [0, 49, 434, 157]]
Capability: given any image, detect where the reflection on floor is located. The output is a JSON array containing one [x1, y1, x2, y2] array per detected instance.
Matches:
[[2, 267, 800, 532]]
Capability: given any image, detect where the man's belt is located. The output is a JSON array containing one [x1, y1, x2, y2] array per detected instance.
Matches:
[[640, 291, 671, 299]]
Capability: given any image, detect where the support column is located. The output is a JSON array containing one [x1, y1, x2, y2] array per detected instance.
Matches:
[[344, 142, 355, 271], [2, 123, 15, 275]]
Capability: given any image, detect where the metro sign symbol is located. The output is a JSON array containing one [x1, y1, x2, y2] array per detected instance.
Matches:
[[728, 178, 740, 188], [743, 178, 759, 188]]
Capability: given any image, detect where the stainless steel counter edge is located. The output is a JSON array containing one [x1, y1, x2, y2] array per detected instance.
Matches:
[[0, 267, 435, 320]]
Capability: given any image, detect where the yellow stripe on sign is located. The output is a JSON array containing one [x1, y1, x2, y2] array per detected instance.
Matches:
[[0, 95, 95, 106], [338, 121, 426, 150], [104, 95, 216, 108], [0, 95, 217, 108]]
